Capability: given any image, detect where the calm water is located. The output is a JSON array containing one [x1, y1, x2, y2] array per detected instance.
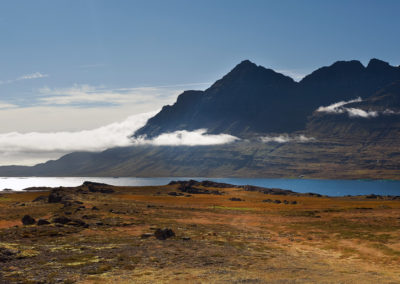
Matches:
[[1, 177, 400, 196]]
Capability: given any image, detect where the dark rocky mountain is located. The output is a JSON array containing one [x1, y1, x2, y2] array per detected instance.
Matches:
[[1, 58, 400, 179], [135, 60, 299, 137], [135, 58, 400, 138]]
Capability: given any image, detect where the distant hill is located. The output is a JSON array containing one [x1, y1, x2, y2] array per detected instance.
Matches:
[[1, 58, 400, 179]]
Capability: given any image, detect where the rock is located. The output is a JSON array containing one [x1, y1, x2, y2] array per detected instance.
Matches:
[[283, 200, 289, 204], [83, 181, 115, 194], [182, 237, 191, 241], [21, 215, 36, 225], [48, 190, 64, 203], [37, 219, 50, 226], [140, 233, 153, 239], [229, 197, 243, 201], [92, 206, 99, 210], [262, 199, 273, 203], [154, 228, 175, 240], [168, 192, 184, 196], [0, 247, 18, 262], [273, 200, 282, 204], [291, 201, 297, 204], [52, 216, 71, 224], [68, 219, 88, 228], [32, 195, 47, 202]]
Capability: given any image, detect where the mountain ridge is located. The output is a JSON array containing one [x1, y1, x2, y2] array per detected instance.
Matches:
[[134, 58, 400, 138], [1, 58, 400, 179]]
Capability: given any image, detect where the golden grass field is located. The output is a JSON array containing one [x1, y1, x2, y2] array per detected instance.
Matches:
[[0, 181, 400, 283]]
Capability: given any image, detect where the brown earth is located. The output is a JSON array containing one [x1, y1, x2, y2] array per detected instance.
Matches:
[[0, 181, 400, 283]]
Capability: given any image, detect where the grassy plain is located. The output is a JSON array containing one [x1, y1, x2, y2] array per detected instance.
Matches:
[[0, 182, 400, 283]]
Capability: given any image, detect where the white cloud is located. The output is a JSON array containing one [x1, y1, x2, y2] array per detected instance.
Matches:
[[0, 102, 17, 109], [17, 72, 48, 80], [0, 72, 48, 85], [346, 108, 378, 118], [37, 83, 209, 107], [383, 109, 400, 115], [0, 111, 155, 165], [0, 84, 184, 133], [0, 112, 239, 166], [316, 97, 379, 118], [260, 134, 315, 143], [316, 97, 362, 114], [133, 129, 239, 146]]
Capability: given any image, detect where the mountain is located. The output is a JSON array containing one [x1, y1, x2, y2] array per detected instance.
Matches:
[[135, 60, 299, 137], [135, 58, 400, 138], [1, 58, 400, 179]]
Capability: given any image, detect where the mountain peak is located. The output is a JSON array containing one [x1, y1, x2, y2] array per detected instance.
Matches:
[[230, 60, 259, 73], [237, 59, 257, 67], [367, 58, 391, 70]]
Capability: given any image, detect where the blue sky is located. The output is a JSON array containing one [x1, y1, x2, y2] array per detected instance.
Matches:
[[0, 0, 399, 165]]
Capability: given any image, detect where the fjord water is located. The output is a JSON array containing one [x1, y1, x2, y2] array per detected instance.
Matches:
[[1, 177, 399, 196]]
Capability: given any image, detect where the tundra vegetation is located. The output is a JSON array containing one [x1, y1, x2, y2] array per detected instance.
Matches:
[[1, 181, 400, 283]]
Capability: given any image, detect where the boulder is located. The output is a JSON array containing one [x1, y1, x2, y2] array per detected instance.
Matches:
[[21, 215, 36, 225], [52, 216, 71, 224], [154, 228, 175, 240]]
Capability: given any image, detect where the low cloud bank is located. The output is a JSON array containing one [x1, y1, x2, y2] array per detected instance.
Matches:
[[260, 134, 315, 143], [0, 113, 239, 166], [0, 112, 154, 165], [132, 129, 239, 146], [316, 97, 399, 118]]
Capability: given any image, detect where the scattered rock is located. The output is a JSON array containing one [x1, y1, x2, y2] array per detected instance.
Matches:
[[168, 192, 184, 196], [92, 206, 99, 211], [140, 233, 153, 239], [273, 200, 282, 204], [32, 195, 47, 202], [229, 197, 244, 201], [68, 219, 88, 228], [52, 216, 71, 225], [154, 228, 175, 240], [22, 215, 36, 225], [242, 185, 296, 195], [0, 247, 18, 262], [48, 189, 66, 203], [37, 219, 50, 226], [83, 181, 115, 194]]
